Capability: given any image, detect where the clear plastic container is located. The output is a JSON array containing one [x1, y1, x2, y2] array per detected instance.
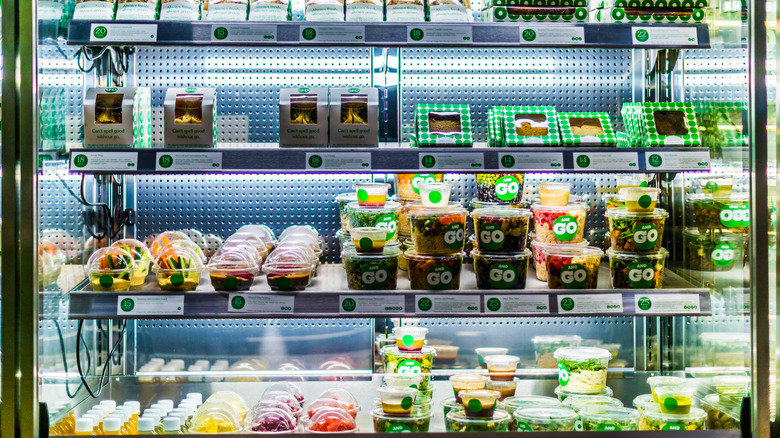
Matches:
[[483, 355, 519, 381], [712, 375, 750, 405], [206, 391, 247, 418], [475, 348, 508, 367], [86, 247, 137, 291], [472, 208, 532, 253], [245, 408, 297, 433], [393, 327, 428, 351], [225, 232, 268, 263], [502, 396, 562, 416], [544, 247, 603, 290], [395, 174, 444, 201], [371, 407, 432, 433], [404, 250, 464, 290], [555, 385, 614, 402], [381, 346, 436, 389], [580, 406, 640, 431], [279, 233, 321, 257], [189, 407, 240, 434], [655, 387, 695, 414], [445, 409, 512, 432], [306, 399, 356, 420], [553, 347, 611, 394], [639, 407, 707, 431], [267, 243, 318, 265], [396, 198, 417, 238], [563, 395, 623, 412], [336, 229, 352, 252], [603, 193, 625, 210], [616, 174, 652, 190], [305, 407, 358, 433], [206, 248, 258, 291], [471, 199, 525, 210], [450, 374, 489, 403], [318, 389, 360, 413], [688, 194, 750, 234], [487, 378, 519, 400], [342, 246, 401, 290], [262, 391, 303, 419], [377, 386, 417, 415], [162, 238, 208, 265], [336, 193, 358, 233], [606, 208, 668, 253], [262, 262, 316, 291], [700, 394, 740, 430], [248, 400, 296, 426], [700, 176, 734, 197], [472, 249, 531, 289], [701, 332, 750, 367], [263, 382, 305, 404], [111, 239, 153, 286], [418, 182, 452, 208], [355, 182, 390, 207], [348, 201, 401, 243], [217, 240, 264, 267], [409, 206, 468, 255], [532, 203, 587, 244], [441, 398, 460, 418], [385, 374, 423, 389], [475, 173, 525, 204], [538, 183, 572, 207], [237, 224, 278, 252], [633, 394, 659, 413], [530, 240, 588, 282], [351, 227, 388, 253], [647, 376, 687, 402], [459, 390, 501, 418], [150, 231, 192, 259], [683, 229, 744, 272], [432, 344, 459, 364], [513, 407, 578, 432], [532, 335, 583, 368], [619, 187, 660, 213], [280, 225, 322, 248], [153, 246, 203, 291], [606, 248, 669, 289]]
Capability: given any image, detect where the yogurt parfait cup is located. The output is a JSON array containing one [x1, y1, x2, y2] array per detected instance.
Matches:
[[418, 182, 452, 208], [619, 187, 660, 213], [450, 375, 489, 403], [655, 387, 695, 414], [647, 376, 687, 402], [351, 227, 388, 253], [544, 247, 603, 290], [580, 406, 640, 431], [538, 183, 572, 207], [393, 327, 428, 351], [377, 387, 418, 416], [513, 407, 578, 432], [532, 202, 587, 244], [355, 183, 391, 207], [459, 390, 501, 418], [530, 240, 588, 282], [553, 347, 611, 394], [483, 355, 520, 381]]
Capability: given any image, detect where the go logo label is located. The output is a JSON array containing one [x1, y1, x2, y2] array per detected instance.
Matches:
[[443, 223, 465, 250], [397, 359, 422, 374], [557, 361, 570, 386], [426, 265, 453, 290], [411, 174, 436, 194], [553, 215, 578, 241], [489, 262, 516, 289], [628, 261, 655, 288], [479, 223, 505, 251], [598, 424, 621, 432], [711, 243, 736, 268], [386, 424, 412, 433], [361, 263, 389, 289], [633, 223, 659, 250], [517, 422, 533, 432], [561, 263, 587, 289], [375, 214, 397, 240], [495, 175, 520, 201], [720, 203, 749, 228]]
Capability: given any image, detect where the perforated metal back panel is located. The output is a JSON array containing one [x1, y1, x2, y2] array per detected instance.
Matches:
[[683, 48, 748, 103], [38, 45, 84, 146], [39, 175, 84, 261]]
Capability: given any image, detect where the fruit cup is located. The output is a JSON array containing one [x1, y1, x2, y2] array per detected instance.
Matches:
[[532, 203, 587, 244], [355, 183, 390, 207], [351, 227, 388, 253], [393, 327, 428, 351], [530, 240, 588, 282], [538, 183, 572, 207], [418, 182, 452, 208], [450, 375, 489, 403], [459, 390, 501, 418], [483, 355, 520, 381], [619, 187, 661, 213], [377, 387, 418, 416]]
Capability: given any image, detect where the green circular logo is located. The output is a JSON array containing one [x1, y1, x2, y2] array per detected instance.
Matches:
[[517, 421, 533, 432], [575, 154, 591, 168], [443, 223, 464, 250], [224, 276, 238, 291], [170, 273, 184, 287], [663, 396, 679, 412], [501, 155, 516, 168], [711, 243, 736, 268], [421, 155, 436, 169], [633, 223, 659, 250], [342, 297, 357, 312], [73, 154, 89, 168], [302, 27, 317, 40], [120, 298, 135, 312], [560, 297, 575, 311], [637, 296, 652, 311], [495, 175, 520, 201], [348, 88, 360, 94], [557, 362, 570, 386], [411, 174, 436, 194], [359, 237, 374, 251], [401, 396, 414, 410], [410, 28, 424, 41], [428, 190, 442, 204], [185, 87, 197, 93], [357, 189, 369, 202], [402, 334, 415, 347], [105, 87, 118, 93], [276, 276, 291, 290], [397, 359, 422, 374], [488, 263, 516, 289], [467, 399, 483, 413], [648, 153, 663, 167], [521, 29, 537, 41], [720, 203, 749, 228], [628, 261, 655, 288], [93, 26, 108, 39], [635, 29, 650, 42], [298, 87, 310, 93], [308, 154, 323, 168], [597, 424, 621, 431], [705, 181, 719, 193], [561, 263, 587, 289], [231, 295, 246, 309], [479, 222, 505, 251], [638, 194, 653, 209], [99, 275, 114, 288], [553, 215, 579, 241], [213, 26, 228, 40], [360, 263, 389, 289], [375, 214, 398, 240], [159, 154, 173, 169], [417, 297, 432, 311], [662, 423, 684, 431], [486, 297, 502, 311], [386, 424, 412, 433], [426, 265, 454, 290]]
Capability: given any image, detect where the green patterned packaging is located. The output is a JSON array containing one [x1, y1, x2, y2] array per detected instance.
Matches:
[[483, 5, 588, 21], [413, 104, 473, 147], [591, 7, 705, 23], [500, 106, 561, 146], [557, 112, 617, 146], [597, 0, 707, 7], [616, 132, 630, 147], [484, 0, 545, 6], [621, 102, 701, 147], [487, 106, 505, 147], [84, 87, 152, 149]]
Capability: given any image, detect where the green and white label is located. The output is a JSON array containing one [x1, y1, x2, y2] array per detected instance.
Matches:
[[117, 295, 184, 316], [305, 152, 371, 170], [210, 25, 277, 42], [396, 359, 423, 375], [499, 152, 564, 170], [228, 294, 294, 314], [155, 152, 222, 171], [426, 265, 455, 290], [627, 261, 655, 288], [375, 214, 398, 240], [415, 295, 480, 313], [386, 424, 412, 433], [419, 152, 484, 170], [661, 423, 685, 431], [597, 424, 621, 431], [632, 26, 698, 45], [519, 26, 585, 44], [487, 262, 517, 288], [558, 294, 624, 313], [338, 295, 405, 314], [712, 242, 737, 267], [517, 421, 533, 432], [574, 152, 638, 170], [484, 295, 549, 313], [359, 263, 391, 289], [300, 25, 365, 42], [411, 174, 437, 194], [645, 151, 710, 170], [553, 215, 579, 241], [633, 223, 659, 250], [478, 222, 505, 251], [495, 175, 521, 201], [443, 223, 465, 250], [557, 362, 570, 386], [90, 23, 157, 43], [71, 152, 138, 172], [406, 25, 472, 43], [720, 204, 750, 228], [560, 263, 588, 288]]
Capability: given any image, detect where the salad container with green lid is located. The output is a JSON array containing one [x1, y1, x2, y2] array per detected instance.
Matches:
[[607, 248, 669, 289], [554, 347, 611, 394], [409, 206, 467, 255], [348, 201, 401, 243], [405, 250, 464, 290], [445, 408, 512, 432], [342, 246, 401, 290], [580, 406, 640, 431], [513, 407, 578, 432], [544, 246, 603, 289], [472, 249, 531, 289], [472, 208, 532, 252], [639, 407, 707, 431], [606, 208, 667, 253], [371, 407, 432, 433]]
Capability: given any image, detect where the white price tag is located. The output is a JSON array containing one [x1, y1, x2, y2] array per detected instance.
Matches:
[[228, 294, 294, 314], [520, 26, 585, 45], [419, 153, 484, 170], [71, 152, 138, 172], [632, 27, 698, 46], [211, 25, 277, 42], [90, 23, 158, 43], [306, 152, 371, 170], [406, 26, 473, 43], [484, 295, 550, 314], [155, 152, 222, 171], [635, 294, 700, 314], [499, 152, 564, 170], [574, 152, 638, 170], [645, 151, 710, 171], [415, 295, 480, 314], [117, 295, 184, 316], [300, 25, 365, 43], [339, 295, 405, 314], [558, 294, 623, 314]]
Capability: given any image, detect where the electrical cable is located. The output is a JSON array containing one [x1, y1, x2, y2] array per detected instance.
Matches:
[[76, 320, 126, 399], [54, 319, 91, 399]]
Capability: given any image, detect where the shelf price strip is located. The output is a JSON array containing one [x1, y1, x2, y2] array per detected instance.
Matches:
[[306, 152, 371, 170], [484, 295, 550, 314], [634, 294, 700, 314], [211, 25, 277, 42], [645, 151, 710, 171], [415, 295, 480, 314], [339, 295, 405, 314], [71, 152, 138, 172], [228, 294, 294, 314], [117, 295, 184, 316], [406, 26, 473, 43], [557, 294, 623, 314], [573, 152, 638, 171], [419, 153, 484, 170], [499, 152, 564, 170], [632, 26, 698, 46], [90, 23, 157, 43], [155, 152, 222, 171], [519, 26, 585, 45], [300, 25, 365, 43]]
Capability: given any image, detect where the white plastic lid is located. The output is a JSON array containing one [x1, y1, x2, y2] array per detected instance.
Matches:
[[158, 399, 175, 412], [151, 403, 168, 414], [103, 417, 122, 432], [137, 417, 155, 432], [163, 416, 181, 432], [100, 400, 117, 413], [75, 418, 94, 433], [187, 392, 204, 405], [554, 346, 612, 361], [143, 408, 162, 421], [123, 401, 141, 414]]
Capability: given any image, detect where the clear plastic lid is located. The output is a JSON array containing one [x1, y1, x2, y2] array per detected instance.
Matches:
[[178, 229, 208, 253], [554, 346, 612, 362], [306, 407, 358, 433], [471, 198, 526, 209], [543, 246, 604, 259], [263, 382, 305, 403], [531, 202, 588, 212], [641, 407, 707, 423], [265, 246, 312, 265], [403, 249, 465, 262], [370, 406, 432, 421], [280, 225, 322, 245], [555, 385, 614, 399], [261, 391, 303, 415], [318, 389, 360, 411], [531, 335, 583, 346], [531, 240, 588, 252], [150, 231, 192, 258], [153, 246, 204, 272], [280, 233, 321, 252], [249, 400, 296, 422], [347, 201, 402, 214], [111, 239, 153, 262], [273, 242, 319, 263], [606, 208, 668, 220], [238, 224, 278, 246], [162, 239, 207, 263], [336, 193, 358, 203], [207, 248, 258, 272], [513, 407, 578, 422], [85, 246, 136, 277], [227, 232, 269, 259], [385, 374, 423, 389], [189, 407, 241, 434], [380, 345, 437, 357], [647, 376, 686, 388], [503, 396, 561, 413], [446, 408, 512, 424], [215, 240, 264, 265], [306, 399, 356, 420], [246, 408, 297, 433], [606, 247, 669, 261], [471, 208, 532, 220], [712, 374, 750, 388], [579, 406, 640, 423], [471, 248, 531, 261], [341, 245, 402, 261], [633, 394, 659, 411], [408, 205, 468, 219], [205, 391, 247, 417], [483, 355, 520, 367], [563, 395, 623, 411], [261, 262, 316, 278]]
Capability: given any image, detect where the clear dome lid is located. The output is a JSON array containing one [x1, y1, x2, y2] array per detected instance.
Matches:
[[318, 389, 360, 411], [306, 398, 356, 420], [554, 346, 612, 362], [162, 239, 207, 263], [306, 407, 357, 433], [246, 407, 297, 433], [85, 246, 137, 277], [272, 242, 319, 263], [237, 224, 278, 246], [265, 246, 313, 265], [207, 248, 258, 272], [153, 246, 204, 272], [263, 382, 305, 403], [150, 231, 192, 258], [261, 391, 302, 416], [205, 391, 247, 418], [177, 229, 208, 253], [204, 234, 224, 259], [39, 238, 67, 263], [279, 232, 321, 252], [280, 225, 322, 245], [215, 241, 264, 266], [248, 400, 295, 422], [112, 239, 153, 262], [226, 232, 269, 260], [189, 407, 240, 434]]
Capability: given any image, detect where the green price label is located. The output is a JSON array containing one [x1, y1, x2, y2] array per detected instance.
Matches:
[[93, 26, 108, 39], [417, 297, 433, 312], [342, 298, 357, 312], [159, 154, 173, 169], [308, 154, 323, 168], [575, 154, 591, 168], [73, 154, 89, 168], [409, 28, 424, 41], [560, 297, 575, 311], [213, 26, 228, 40], [521, 29, 537, 42], [231, 295, 246, 310], [500, 154, 515, 168], [486, 297, 502, 311], [637, 296, 652, 311], [120, 298, 135, 312], [302, 27, 317, 40], [421, 155, 436, 169], [635, 29, 650, 42], [648, 153, 663, 167]]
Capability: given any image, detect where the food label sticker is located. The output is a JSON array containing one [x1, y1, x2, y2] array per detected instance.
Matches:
[[720, 203, 750, 228], [635, 294, 700, 314], [90, 23, 158, 43], [155, 152, 222, 171], [211, 25, 277, 42], [306, 152, 371, 170], [633, 223, 659, 250], [484, 295, 549, 313], [300, 25, 365, 43], [117, 295, 184, 316], [499, 152, 564, 170], [558, 294, 624, 313], [406, 26, 473, 43], [419, 153, 484, 170], [627, 261, 656, 288], [520, 26, 585, 45], [339, 295, 405, 314], [358, 263, 392, 290], [574, 152, 638, 170], [711, 243, 737, 268], [486, 264, 517, 289], [557, 361, 569, 386], [411, 174, 437, 194], [424, 265, 456, 290], [645, 151, 710, 170], [495, 175, 521, 201], [71, 152, 138, 172], [553, 215, 579, 241], [632, 26, 698, 46], [443, 223, 465, 250], [415, 295, 480, 314], [478, 222, 505, 251], [375, 214, 398, 241], [228, 294, 294, 314], [396, 359, 422, 375]]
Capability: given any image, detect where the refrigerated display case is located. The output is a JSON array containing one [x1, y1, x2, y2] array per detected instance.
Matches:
[[0, 0, 775, 435]]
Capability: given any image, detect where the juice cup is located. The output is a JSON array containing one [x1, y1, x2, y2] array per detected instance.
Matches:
[[355, 183, 390, 207]]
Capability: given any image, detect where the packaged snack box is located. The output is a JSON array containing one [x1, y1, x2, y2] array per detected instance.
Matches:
[[84, 87, 152, 149], [73, 0, 116, 20], [164, 87, 217, 148], [557, 112, 617, 145], [160, 0, 202, 20], [414, 104, 474, 147], [483, 5, 588, 21], [279, 87, 329, 147], [306, 0, 346, 21], [501, 106, 561, 146], [249, 0, 292, 20], [205, 0, 249, 20], [116, 0, 159, 20], [329, 87, 379, 147]]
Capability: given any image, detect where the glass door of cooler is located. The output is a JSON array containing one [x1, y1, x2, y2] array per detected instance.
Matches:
[[1, 0, 772, 436]]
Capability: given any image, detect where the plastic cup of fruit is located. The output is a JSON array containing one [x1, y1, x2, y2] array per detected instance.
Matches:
[[654, 387, 695, 414], [86, 247, 137, 292], [532, 202, 587, 244], [701, 177, 734, 196], [188, 408, 241, 434], [404, 250, 464, 290], [483, 355, 520, 381], [639, 407, 706, 431], [445, 408, 512, 432], [450, 375, 489, 403], [377, 387, 418, 416], [606, 248, 669, 289], [355, 183, 390, 207], [305, 407, 358, 434], [418, 182, 452, 208], [112, 239, 153, 287], [153, 246, 203, 292], [206, 249, 258, 291], [475, 348, 508, 368], [380, 346, 436, 389], [385, 374, 423, 390], [245, 408, 297, 434], [472, 208, 532, 253], [371, 407, 432, 432], [393, 327, 428, 351], [580, 406, 640, 431], [544, 246, 603, 290], [350, 227, 388, 253], [538, 183, 572, 207], [712, 375, 750, 405], [513, 407, 578, 432], [619, 187, 660, 213], [616, 175, 652, 190], [262, 262, 315, 291], [487, 378, 519, 401], [409, 206, 468, 255], [530, 240, 588, 282], [646, 376, 687, 402], [555, 385, 614, 402], [553, 347, 612, 394], [459, 390, 501, 418]]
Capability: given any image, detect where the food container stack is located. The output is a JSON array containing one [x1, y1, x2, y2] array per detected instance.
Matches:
[[394, 173, 445, 242], [553, 346, 612, 402], [381, 327, 436, 399], [471, 208, 532, 289], [637, 376, 707, 431], [444, 383, 513, 432], [621, 102, 702, 147], [371, 384, 432, 433]]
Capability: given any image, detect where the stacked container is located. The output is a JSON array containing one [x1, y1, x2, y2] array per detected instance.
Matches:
[[381, 327, 436, 399], [470, 208, 532, 289]]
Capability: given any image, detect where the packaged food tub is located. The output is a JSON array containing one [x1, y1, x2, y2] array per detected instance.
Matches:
[[532, 335, 583, 368], [701, 332, 750, 367], [712, 375, 750, 406], [450, 375, 489, 403], [342, 246, 400, 290], [405, 250, 465, 290], [336, 193, 358, 233], [206, 248, 258, 291], [418, 182, 452, 208], [700, 394, 740, 430], [553, 347, 611, 394], [377, 386, 417, 415], [503, 395, 561, 430], [445, 409, 512, 432], [607, 248, 669, 289], [305, 408, 358, 433], [530, 240, 588, 282], [395, 174, 444, 201], [487, 378, 519, 400], [683, 229, 744, 272], [111, 239, 153, 286], [472, 249, 531, 289], [475, 173, 525, 204], [153, 246, 203, 292], [619, 187, 660, 213], [381, 346, 436, 389], [555, 385, 614, 402], [513, 407, 578, 432], [371, 407, 432, 433], [245, 408, 297, 433], [580, 406, 640, 431], [86, 247, 137, 292], [544, 247, 603, 289], [409, 206, 467, 255], [472, 208, 532, 252], [459, 390, 501, 418], [538, 183, 572, 206], [262, 262, 316, 291], [441, 398, 460, 418], [688, 195, 749, 234], [655, 387, 695, 414], [639, 407, 706, 431], [606, 208, 667, 253], [483, 355, 519, 381], [647, 376, 687, 402], [348, 201, 401, 243], [532, 203, 587, 244]]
